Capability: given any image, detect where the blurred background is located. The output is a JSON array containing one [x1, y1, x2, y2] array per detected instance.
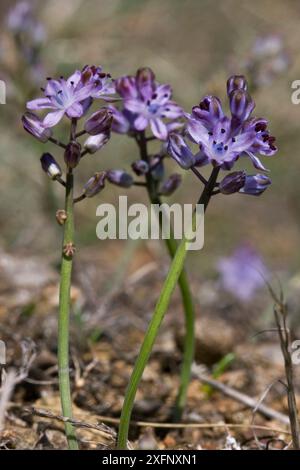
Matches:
[[1, 0, 300, 449]]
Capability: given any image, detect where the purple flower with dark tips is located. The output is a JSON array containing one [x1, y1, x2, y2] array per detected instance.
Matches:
[[217, 245, 269, 301], [112, 67, 183, 141], [168, 75, 277, 172], [26, 67, 116, 128]]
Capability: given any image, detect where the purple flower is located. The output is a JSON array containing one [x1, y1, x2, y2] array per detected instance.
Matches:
[[110, 67, 183, 140], [7, 1, 46, 44], [217, 245, 269, 301], [80, 66, 116, 100], [26, 67, 115, 128], [168, 75, 277, 171]]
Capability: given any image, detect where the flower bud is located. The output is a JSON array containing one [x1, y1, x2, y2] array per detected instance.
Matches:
[[239, 174, 271, 196], [83, 132, 110, 154], [40, 153, 62, 179], [160, 174, 182, 196], [131, 160, 149, 176], [168, 133, 195, 170], [227, 75, 248, 96], [107, 170, 133, 188], [84, 109, 113, 135], [64, 141, 81, 169], [219, 171, 246, 195], [84, 172, 106, 197], [150, 157, 165, 181], [229, 89, 255, 121], [22, 112, 52, 143]]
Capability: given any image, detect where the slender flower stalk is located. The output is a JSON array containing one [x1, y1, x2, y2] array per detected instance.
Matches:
[[58, 167, 78, 449], [117, 167, 219, 448], [22, 65, 116, 449], [135, 132, 195, 422]]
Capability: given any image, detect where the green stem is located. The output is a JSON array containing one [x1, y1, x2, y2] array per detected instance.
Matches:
[[117, 165, 220, 448], [58, 169, 79, 450], [137, 132, 195, 421]]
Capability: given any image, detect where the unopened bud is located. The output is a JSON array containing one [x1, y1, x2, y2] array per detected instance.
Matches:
[[22, 112, 52, 143], [84, 109, 113, 135], [83, 132, 110, 154], [160, 174, 182, 196], [40, 153, 62, 179], [107, 170, 133, 188], [131, 160, 149, 176], [151, 157, 165, 181], [227, 75, 248, 96], [219, 171, 246, 195], [64, 141, 81, 169], [84, 172, 106, 197]]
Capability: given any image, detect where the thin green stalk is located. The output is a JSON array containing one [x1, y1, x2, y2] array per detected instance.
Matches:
[[58, 169, 78, 450], [137, 132, 195, 421], [117, 167, 220, 448]]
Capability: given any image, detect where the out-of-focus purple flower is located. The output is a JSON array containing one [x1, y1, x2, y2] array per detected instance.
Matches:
[[217, 245, 269, 301], [239, 174, 271, 195], [160, 174, 182, 196], [111, 67, 183, 140], [84, 109, 113, 135], [244, 34, 290, 88], [219, 171, 246, 195], [26, 66, 115, 128], [168, 75, 277, 172], [83, 132, 110, 154], [107, 170, 134, 188], [22, 112, 52, 142], [7, 1, 46, 43], [40, 153, 62, 179], [84, 172, 106, 197]]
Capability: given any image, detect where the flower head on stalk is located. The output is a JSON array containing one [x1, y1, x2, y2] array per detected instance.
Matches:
[[168, 75, 277, 173], [26, 66, 116, 128], [109, 67, 183, 140]]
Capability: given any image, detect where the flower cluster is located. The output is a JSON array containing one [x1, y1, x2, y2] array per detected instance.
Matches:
[[108, 67, 183, 141], [22, 65, 130, 197], [168, 75, 277, 196], [26, 66, 115, 127]]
